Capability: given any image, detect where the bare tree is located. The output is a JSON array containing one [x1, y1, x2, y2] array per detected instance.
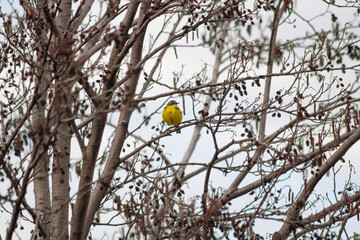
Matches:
[[1, 0, 360, 239]]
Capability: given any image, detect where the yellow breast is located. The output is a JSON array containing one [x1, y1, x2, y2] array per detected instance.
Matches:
[[162, 105, 182, 126]]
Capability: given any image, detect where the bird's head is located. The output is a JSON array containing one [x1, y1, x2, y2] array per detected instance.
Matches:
[[167, 100, 179, 106]]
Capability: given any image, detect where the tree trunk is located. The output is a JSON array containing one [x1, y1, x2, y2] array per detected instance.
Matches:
[[50, 0, 72, 238], [32, 74, 51, 239], [32, 0, 52, 237]]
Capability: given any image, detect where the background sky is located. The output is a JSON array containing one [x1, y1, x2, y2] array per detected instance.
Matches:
[[1, 0, 360, 239]]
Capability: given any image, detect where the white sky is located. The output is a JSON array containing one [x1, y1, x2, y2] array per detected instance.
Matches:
[[1, 0, 360, 239]]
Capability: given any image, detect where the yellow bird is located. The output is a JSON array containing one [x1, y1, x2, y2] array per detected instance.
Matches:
[[162, 100, 182, 132]]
